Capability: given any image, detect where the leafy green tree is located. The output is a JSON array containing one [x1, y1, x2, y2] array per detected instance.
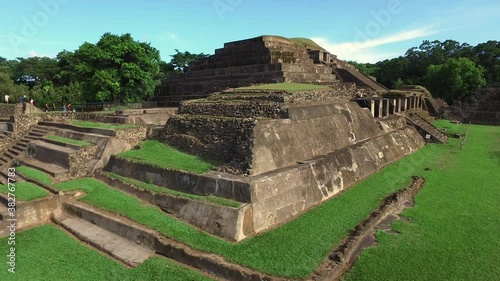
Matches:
[[170, 49, 208, 73], [66, 33, 162, 102], [392, 78, 404, 89], [424, 57, 486, 102], [348, 61, 380, 77]]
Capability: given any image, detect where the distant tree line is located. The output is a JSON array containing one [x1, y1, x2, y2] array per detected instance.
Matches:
[[0, 32, 207, 107], [350, 40, 500, 102]]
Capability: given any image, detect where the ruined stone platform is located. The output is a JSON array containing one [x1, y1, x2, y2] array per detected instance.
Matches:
[[161, 36, 338, 98]]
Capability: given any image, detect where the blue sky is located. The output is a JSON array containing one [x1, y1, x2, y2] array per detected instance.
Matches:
[[1, 0, 499, 63]]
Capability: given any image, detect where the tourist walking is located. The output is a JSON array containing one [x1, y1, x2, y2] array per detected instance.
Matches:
[[4, 94, 9, 104]]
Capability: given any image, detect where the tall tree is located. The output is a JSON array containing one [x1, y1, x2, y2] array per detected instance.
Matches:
[[424, 57, 486, 102], [67, 33, 162, 102]]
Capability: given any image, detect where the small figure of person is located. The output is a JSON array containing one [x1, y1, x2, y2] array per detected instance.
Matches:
[[52, 102, 56, 111], [67, 103, 72, 112], [45, 103, 49, 112], [63, 104, 67, 112], [4, 94, 9, 104]]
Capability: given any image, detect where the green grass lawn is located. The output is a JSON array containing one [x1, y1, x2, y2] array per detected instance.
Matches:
[[118, 140, 215, 174], [345, 123, 500, 281], [45, 135, 92, 147], [0, 181, 48, 201], [236, 83, 330, 92], [105, 172, 241, 208], [289, 37, 327, 51], [16, 166, 52, 185], [0, 225, 213, 281], [54, 136, 451, 278], [71, 120, 139, 130]]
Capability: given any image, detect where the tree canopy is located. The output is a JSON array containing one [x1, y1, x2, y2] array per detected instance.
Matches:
[[424, 57, 486, 102], [0, 33, 207, 106], [354, 40, 499, 100]]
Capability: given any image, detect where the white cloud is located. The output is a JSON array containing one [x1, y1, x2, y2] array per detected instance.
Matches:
[[27, 50, 52, 58], [312, 27, 439, 63], [159, 32, 184, 45]]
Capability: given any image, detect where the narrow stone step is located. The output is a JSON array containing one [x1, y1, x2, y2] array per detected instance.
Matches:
[[14, 143, 27, 150], [3, 152, 14, 159], [7, 148, 22, 157], [28, 131, 45, 137], [0, 175, 7, 185], [8, 148, 22, 156], [58, 215, 156, 267], [19, 157, 68, 178], [24, 136, 39, 141], [31, 128, 49, 134]]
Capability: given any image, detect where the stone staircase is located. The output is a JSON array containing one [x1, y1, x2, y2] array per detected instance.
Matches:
[[53, 201, 157, 267], [405, 113, 448, 143], [0, 126, 52, 165]]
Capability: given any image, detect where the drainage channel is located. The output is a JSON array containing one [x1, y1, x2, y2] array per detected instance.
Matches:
[[312, 176, 425, 281]]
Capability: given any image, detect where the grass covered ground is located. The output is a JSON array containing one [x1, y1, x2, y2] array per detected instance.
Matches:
[[345, 122, 500, 281], [236, 83, 330, 92], [105, 172, 241, 208], [0, 225, 213, 281], [70, 120, 138, 130], [16, 166, 52, 185], [54, 137, 450, 278], [0, 181, 48, 201], [118, 140, 215, 174], [289, 37, 326, 51], [45, 135, 92, 147]]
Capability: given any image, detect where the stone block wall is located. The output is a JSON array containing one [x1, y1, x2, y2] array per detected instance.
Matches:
[[250, 102, 384, 175], [250, 125, 425, 233], [445, 87, 500, 125], [68, 145, 99, 178], [0, 105, 16, 119], [164, 116, 256, 174]]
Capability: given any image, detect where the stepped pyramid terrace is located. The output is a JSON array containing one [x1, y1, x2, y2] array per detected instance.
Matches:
[[2, 36, 484, 281]]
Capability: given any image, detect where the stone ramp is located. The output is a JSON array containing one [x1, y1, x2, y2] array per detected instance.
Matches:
[[57, 214, 155, 267], [405, 112, 448, 143], [334, 65, 388, 92]]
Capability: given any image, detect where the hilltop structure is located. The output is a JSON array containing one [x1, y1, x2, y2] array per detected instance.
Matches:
[[158, 36, 387, 104]]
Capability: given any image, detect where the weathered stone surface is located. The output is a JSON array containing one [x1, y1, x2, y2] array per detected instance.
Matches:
[[0, 194, 74, 237], [105, 156, 253, 203], [163, 116, 257, 174], [250, 126, 425, 233], [160, 36, 338, 97], [377, 115, 408, 132], [251, 102, 383, 175], [445, 87, 500, 125]]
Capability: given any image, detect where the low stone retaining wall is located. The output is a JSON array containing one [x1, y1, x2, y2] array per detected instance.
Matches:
[[0, 194, 73, 237], [95, 171, 252, 241], [105, 156, 253, 203], [107, 125, 425, 239], [0, 105, 16, 119], [54, 201, 282, 281]]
